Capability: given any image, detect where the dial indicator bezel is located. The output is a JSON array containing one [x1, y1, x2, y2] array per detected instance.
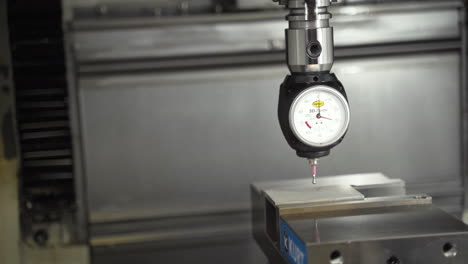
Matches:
[[289, 85, 350, 147]]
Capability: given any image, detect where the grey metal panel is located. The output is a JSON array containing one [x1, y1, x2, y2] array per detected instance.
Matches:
[[80, 66, 292, 222], [331, 53, 461, 185], [73, 20, 287, 62], [64, 0, 215, 19], [64, 19, 90, 244], [78, 52, 462, 223], [90, 210, 252, 246], [73, 6, 460, 62], [463, 9, 468, 224], [237, 0, 280, 10], [333, 9, 459, 46], [93, 235, 267, 264]]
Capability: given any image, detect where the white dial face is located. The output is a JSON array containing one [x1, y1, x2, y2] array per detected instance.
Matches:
[[289, 85, 350, 147]]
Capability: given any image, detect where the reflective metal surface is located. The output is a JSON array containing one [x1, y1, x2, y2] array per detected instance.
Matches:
[[286, 208, 468, 264], [253, 175, 468, 264], [265, 185, 364, 206], [287, 28, 334, 72], [253, 172, 404, 191], [252, 173, 416, 245], [279, 195, 433, 219], [293, 208, 468, 245]]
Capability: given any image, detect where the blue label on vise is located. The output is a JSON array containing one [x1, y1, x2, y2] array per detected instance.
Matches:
[[280, 219, 308, 264]]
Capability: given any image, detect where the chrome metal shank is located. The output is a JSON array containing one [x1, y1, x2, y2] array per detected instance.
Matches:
[[273, 0, 337, 72]]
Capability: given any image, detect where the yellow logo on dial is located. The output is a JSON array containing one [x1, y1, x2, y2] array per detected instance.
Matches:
[[313, 100, 324, 108]]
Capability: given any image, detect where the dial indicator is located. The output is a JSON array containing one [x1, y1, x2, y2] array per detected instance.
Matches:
[[289, 85, 350, 147]]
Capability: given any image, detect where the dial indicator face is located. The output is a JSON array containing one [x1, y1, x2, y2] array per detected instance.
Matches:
[[289, 85, 350, 147]]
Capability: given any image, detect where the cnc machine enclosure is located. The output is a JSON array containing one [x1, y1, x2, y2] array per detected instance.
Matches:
[[60, 1, 468, 263]]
